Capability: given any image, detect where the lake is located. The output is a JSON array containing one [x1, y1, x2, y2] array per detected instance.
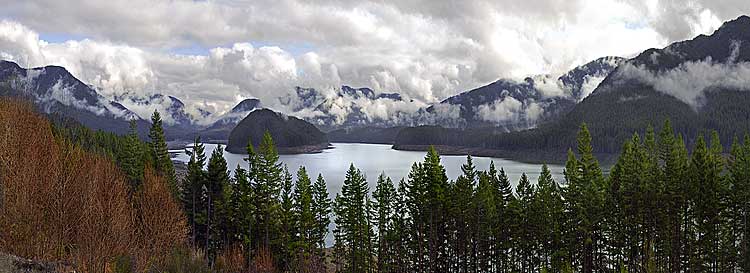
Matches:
[[172, 143, 566, 198]]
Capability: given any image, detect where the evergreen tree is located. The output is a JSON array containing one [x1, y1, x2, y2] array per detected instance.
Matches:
[[249, 131, 283, 251], [229, 164, 254, 264], [311, 174, 332, 251], [495, 165, 516, 271], [121, 119, 144, 189], [278, 166, 295, 269], [181, 137, 207, 247], [537, 164, 567, 271], [293, 166, 316, 256], [450, 156, 476, 273], [730, 134, 750, 272], [515, 173, 539, 272], [564, 123, 606, 273], [473, 171, 498, 272], [372, 173, 397, 273], [334, 164, 373, 273], [148, 110, 175, 192], [205, 144, 231, 264]]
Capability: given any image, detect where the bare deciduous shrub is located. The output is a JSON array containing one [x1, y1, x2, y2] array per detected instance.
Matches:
[[0, 98, 188, 272]]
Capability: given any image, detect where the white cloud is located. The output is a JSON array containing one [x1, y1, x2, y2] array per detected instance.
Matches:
[[1, 0, 748, 124], [617, 59, 750, 108], [475, 97, 545, 126]]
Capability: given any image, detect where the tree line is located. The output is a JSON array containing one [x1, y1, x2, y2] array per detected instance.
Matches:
[[13, 100, 748, 272], [180, 119, 750, 273]]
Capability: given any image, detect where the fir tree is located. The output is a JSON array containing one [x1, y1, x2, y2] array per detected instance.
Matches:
[[293, 166, 316, 256], [249, 131, 283, 250], [230, 164, 254, 264], [372, 172, 396, 273], [450, 156, 476, 273], [181, 137, 207, 247], [279, 166, 295, 269], [148, 110, 175, 192], [121, 119, 144, 189], [205, 144, 231, 264], [565, 123, 605, 273], [334, 164, 373, 273], [311, 174, 331, 251]]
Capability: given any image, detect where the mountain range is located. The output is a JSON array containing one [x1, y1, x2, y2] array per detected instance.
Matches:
[[3, 15, 749, 160], [0, 60, 151, 136], [394, 15, 750, 162]]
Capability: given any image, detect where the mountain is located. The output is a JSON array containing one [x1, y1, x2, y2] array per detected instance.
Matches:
[[113, 93, 208, 139], [226, 109, 328, 154], [196, 98, 262, 141], [115, 94, 194, 125], [0, 60, 150, 136], [429, 56, 624, 130], [395, 15, 750, 160], [282, 85, 406, 130]]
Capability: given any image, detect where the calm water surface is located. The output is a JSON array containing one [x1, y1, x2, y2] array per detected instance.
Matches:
[[173, 143, 565, 198]]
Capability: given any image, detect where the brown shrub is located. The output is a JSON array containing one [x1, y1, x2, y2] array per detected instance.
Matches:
[[215, 244, 247, 273], [0, 98, 187, 272], [134, 168, 188, 271]]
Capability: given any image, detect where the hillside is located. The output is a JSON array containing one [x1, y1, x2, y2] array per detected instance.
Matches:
[[395, 15, 750, 159], [327, 126, 405, 144], [226, 108, 329, 154], [0, 61, 151, 136]]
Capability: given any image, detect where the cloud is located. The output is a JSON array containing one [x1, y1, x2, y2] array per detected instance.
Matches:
[[2, 0, 747, 125], [617, 58, 750, 108], [578, 75, 608, 101], [475, 97, 544, 126], [623, 0, 748, 42]]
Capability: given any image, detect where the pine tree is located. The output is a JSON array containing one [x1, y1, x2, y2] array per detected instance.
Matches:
[[391, 178, 411, 273], [230, 164, 254, 264], [278, 166, 295, 269], [515, 173, 538, 272], [730, 134, 750, 272], [419, 147, 451, 273], [205, 144, 231, 264], [311, 174, 331, 251], [687, 133, 726, 271], [148, 110, 175, 193], [293, 166, 316, 256], [564, 123, 606, 273], [181, 137, 207, 247], [372, 173, 397, 273], [250, 131, 283, 251], [495, 165, 516, 271], [473, 171, 498, 272], [334, 164, 373, 273], [450, 156, 476, 273], [121, 119, 144, 189], [537, 164, 567, 271]]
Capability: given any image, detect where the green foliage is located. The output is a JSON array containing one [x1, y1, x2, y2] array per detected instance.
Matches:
[[162, 120, 750, 272], [149, 110, 176, 193], [311, 174, 331, 250], [334, 164, 374, 273]]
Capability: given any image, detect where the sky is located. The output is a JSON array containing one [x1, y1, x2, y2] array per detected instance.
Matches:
[[0, 0, 748, 120]]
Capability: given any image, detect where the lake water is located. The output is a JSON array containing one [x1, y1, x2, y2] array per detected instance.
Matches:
[[172, 143, 565, 198]]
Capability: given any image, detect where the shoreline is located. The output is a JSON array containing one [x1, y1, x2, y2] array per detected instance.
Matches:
[[226, 142, 331, 155], [392, 144, 618, 166]]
